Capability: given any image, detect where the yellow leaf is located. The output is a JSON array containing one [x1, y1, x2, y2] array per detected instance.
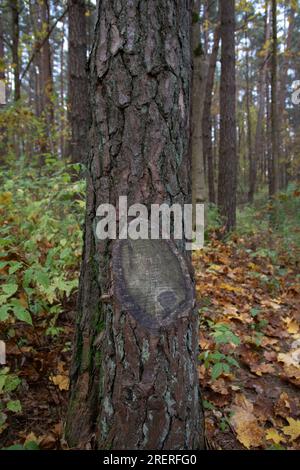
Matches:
[[219, 283, 244, 294], [230, 396, 264, 449], [266, 428, 285, 445], [0, 191, 12, 205], [283, 317, 299, 335], [50, 374, 69, 391], [282, 418, 300, 441], [278, 348, 300, 368]]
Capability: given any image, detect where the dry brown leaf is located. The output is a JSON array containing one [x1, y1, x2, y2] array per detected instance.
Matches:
[[230, 406, 264, 448], [250, 363, 276, 376], [278, 348, 300, 368], [50, 374, 69, 391]]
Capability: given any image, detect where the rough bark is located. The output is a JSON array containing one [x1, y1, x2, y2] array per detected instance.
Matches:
[[10, 0, 20, 101], [217, 0, 237, 232], [66, 0, 205, 451], [192, 0, 208, 222], [68, 0, 89, 163], [202, 23, 220, 204]]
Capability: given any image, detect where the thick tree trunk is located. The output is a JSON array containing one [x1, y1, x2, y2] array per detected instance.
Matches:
[[202, 23, 220, 204], [66, 0, 205, 451], [68, 0, 89, 163], [192, 0, 207, 222], [10, 0, 20, 102], [217, 0, 237, 232]]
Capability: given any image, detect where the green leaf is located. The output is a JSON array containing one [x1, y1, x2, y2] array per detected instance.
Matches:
[[3, 375, 21, 393], [10, 300, 32, 325], [225, 356, 240, 368], [211, 362, 224, 380], [1, 284, 18, 297], [8, 262, 23, 275], [0, 305, 10, 321], [3, 444, 25, 450], [203, 400, 215, 410], [24, 441, 39, 450], [250, 307, 260, 317], [6, 400, 22, 413]]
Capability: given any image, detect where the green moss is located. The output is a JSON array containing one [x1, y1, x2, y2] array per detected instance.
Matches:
[[194, 44, 203, 57], [192, 12, 200, 24]]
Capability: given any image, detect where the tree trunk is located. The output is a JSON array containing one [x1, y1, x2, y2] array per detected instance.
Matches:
[[66, 0, 205, 451], [10, 0, 20, 102], [0, 9, 5, 104], [192, 0, 208, 223], [269, 0, 279, 197], [38, 0, 53, 123], [202, 23, 220, 204], [217, 0, 237, 232], [252, 0, 270, 200], [68, 0, 89, 163], [277, 5, 295, 189], [246, 46, 253, 203]]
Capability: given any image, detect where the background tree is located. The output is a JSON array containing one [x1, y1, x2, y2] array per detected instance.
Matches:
[[217, 0, 237, 232], [68, 0, 88, 163]]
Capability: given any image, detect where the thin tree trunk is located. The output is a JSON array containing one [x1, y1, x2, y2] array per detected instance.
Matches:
[[246, 46, 253, 203], [278, 5, 295, 189], [218, 0, 237, 232], [203, 23, 220, 204], [269, 0, 279, 197], [192, 0, 208, 223], [68, 0, 89, 163], [60, 18, 66, 159], [66, 0, 205, 450], [10, 0, 20, 101], [39, 0, 53, 122], [0, 10, 5, 104], [253, 0, 270, 200]]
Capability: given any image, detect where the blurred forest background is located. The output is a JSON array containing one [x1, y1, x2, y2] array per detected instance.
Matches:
[[0, 0, 300, 450]]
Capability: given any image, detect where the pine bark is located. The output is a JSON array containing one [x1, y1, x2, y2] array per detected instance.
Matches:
[[217, 0, 237, 232], [68, 0, 89, 163], [66, 0, 205, 451]]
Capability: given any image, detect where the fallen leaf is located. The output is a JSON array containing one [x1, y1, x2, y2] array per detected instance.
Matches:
[[266, 428, 285, 445], [50, 374, 69, 391], [278, 348, 300, 368], [282, 418, 300, 441]]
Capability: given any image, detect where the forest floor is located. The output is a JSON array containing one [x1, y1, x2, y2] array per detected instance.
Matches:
[[194, 233, 300, 450], [1, 232, 299, 450], [0, 169, 300, 449]]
